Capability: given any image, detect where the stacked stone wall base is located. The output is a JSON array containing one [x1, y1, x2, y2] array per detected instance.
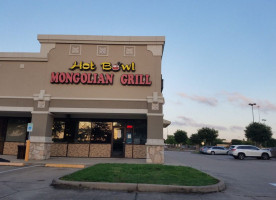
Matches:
[[29, 142, 51, 160], [146, 145, 164, 164]]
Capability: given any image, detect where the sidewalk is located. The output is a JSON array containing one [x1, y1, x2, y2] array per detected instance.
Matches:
[[0, 154, 146, 167]]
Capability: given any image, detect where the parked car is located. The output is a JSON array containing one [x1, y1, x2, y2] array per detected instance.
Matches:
[[229, 145, 272, 160], [206, 146, 228, 155], [200, 146, 212, 154], [228, 145, 237, 155]]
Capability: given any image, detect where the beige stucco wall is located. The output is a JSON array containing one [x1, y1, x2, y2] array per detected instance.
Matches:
[[147, 115, 164, 139], [0, 61, 47, 97], [31, 113, 53, 137], [0, 43, 162, 99], [0, 35, 165, 162]]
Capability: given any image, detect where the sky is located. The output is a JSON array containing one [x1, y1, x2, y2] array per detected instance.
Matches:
[[1, 0, 275, 141]]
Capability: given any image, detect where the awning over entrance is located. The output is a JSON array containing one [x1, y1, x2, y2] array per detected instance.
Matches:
[[163, 119, 171, 128]]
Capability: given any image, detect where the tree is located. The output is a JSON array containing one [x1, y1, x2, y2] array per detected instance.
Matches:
[[245, 122, 272, 146], [197, 127, 218, 145], [231, 139, 243, 145], [165, 135, 176, 145], [265, 138, 276, 147], [174, 130, 188, 145], [189, 133, 201, 145], [242, 140, 254, 145], [214, 138, 224, 145]]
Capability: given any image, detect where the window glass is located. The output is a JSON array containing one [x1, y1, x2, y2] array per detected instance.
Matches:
[[52, 119, 77, 143], [77, 121, 91, 143], [113, 122, 123, 127], [64, 121, 77, 143], [5, 118, 28, 142], [133, 120, 147, 145], [52, 121, 66, 142], [91, 122, 112, 144]]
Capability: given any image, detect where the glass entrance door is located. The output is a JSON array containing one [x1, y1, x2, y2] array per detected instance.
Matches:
[[112, 127, 125, 157]]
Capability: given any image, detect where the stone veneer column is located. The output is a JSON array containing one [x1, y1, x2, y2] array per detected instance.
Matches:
[[146, 115, 164, 164], [29, 112, 53, 160], [29, 90, 53, 160], [146, 92, 165, 164]]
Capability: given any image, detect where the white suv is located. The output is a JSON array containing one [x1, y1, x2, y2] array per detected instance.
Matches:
[[230, 145, 271, 160]]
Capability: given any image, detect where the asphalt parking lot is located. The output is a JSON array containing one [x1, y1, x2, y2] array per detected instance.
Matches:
[[0, 151, 276, 200], [166, 151, 276, 200]]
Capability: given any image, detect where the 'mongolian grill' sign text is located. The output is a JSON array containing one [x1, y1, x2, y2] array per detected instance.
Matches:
[[50, 61, 151, 86]]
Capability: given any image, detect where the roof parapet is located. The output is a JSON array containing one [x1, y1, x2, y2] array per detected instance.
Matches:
[[0, 34, 165, 62]]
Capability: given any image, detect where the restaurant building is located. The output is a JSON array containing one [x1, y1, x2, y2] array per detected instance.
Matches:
[[0, 34, 167, 164]]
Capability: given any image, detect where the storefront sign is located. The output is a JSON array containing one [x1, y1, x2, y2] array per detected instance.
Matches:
[[50, 61, 151, 86]]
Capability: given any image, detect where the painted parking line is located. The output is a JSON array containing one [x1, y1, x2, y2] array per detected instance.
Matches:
[[270, 183, 276, 187], [0, 165, 42, 174]]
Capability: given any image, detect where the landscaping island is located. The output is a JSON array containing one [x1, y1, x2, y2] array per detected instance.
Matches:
[[61, 163, 218, 186], [53, 163, 225, 193]]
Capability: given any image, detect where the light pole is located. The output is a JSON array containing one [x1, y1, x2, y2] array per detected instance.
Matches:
[[248, 103, 256, 122], [262, 119, 266, 124]]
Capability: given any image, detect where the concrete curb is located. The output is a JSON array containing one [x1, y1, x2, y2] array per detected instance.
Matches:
[[45, 163, 85, 168], [0, 162, 25, 166], [51, 178, 226, 193]]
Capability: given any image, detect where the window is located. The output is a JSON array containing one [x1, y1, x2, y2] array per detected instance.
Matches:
[[51, 119, 147, 145], [90, 122, 112, 144], [5, 118, 29, 142], [52, 120, 77, 143], [133, 120, 147, 145], [77, 121, 91, 143], [52, 121, 66, 142]]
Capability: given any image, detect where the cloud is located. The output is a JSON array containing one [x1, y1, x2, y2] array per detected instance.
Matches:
[[221, 91, 276, 113], [230, 126, 244, 132], [257, 100, 276, 113], [178, 93, 218, 106], [221, 91, 253, 108], [173, 117, 246, 133], [173, 116, 228, 131]]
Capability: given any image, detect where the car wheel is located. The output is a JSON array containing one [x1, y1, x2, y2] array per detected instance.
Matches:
[[238, 153, 245, 160], [211, 151, 215, 155], [261, 153, 269, 160]]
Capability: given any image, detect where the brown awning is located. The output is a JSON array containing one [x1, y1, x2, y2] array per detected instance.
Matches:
[[163, 119, 171, 128]]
